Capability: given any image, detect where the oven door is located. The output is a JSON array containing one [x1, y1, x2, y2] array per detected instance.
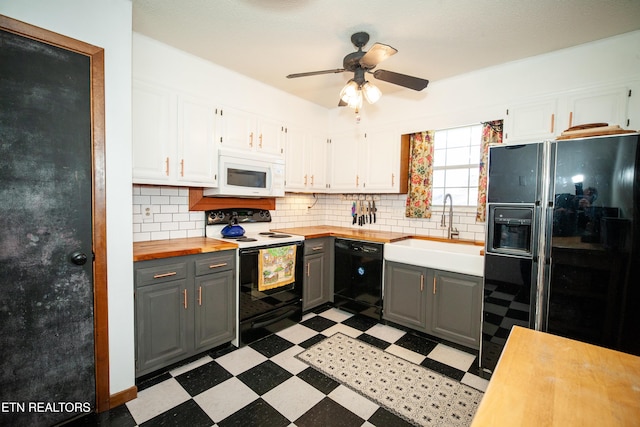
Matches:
[[238, 241, 303, 345]]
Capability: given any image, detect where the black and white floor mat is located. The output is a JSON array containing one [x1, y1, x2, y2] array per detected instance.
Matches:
[[297, 332, 484, 426]]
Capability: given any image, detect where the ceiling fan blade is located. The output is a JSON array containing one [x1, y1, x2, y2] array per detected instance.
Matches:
[[359, 43, 397, 69], [286, 69, 345, 78], [373, 69, 429, 91]]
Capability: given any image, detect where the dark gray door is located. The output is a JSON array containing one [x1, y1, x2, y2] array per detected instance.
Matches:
[[0, 29, 95, 426]]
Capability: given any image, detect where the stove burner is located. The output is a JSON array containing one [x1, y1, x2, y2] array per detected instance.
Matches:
[[259, 232, 275, 236], [269, 234, 292, 238], [236, 237, 258, 242]]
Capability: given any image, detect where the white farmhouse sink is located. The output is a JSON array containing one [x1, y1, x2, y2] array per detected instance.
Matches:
[[384, 239, 484, 277]]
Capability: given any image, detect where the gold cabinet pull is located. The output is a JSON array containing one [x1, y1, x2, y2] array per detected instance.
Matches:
[[392, 173, 395, 186], [420, 274, 424, 292], [165, 157, 170, 176], [153, 271, 177, 279], [568, 111, 572, 129], [304, 174, 307, 186], [433, 277, 437, 294], [306, 262, 311, 277], [209, 262, 228, 269], [310, 175, 314, 186], [180, 159, 184, 177], [198, 286, 202, 306], [312, 246, 323, 251], [356, 175, 359, 186], [551, 113, 556, 133], [183, 289, 188, 309], [259, 133, 263, 148], [249, 132, 254, 147]]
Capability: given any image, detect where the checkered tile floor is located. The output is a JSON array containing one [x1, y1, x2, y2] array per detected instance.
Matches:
[[70, 307, 488, 426]]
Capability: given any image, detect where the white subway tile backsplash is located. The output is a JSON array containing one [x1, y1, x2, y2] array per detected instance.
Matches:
[[140, 186, 161, 196], [151, 231, 171, 240], [161, 204, 179, 214], [133, 195, 150, 205], [132, 185, 487, 243], [151, 195, 171, 205]]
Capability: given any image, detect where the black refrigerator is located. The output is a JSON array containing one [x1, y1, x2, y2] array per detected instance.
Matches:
[[480, 133, 640, 378]]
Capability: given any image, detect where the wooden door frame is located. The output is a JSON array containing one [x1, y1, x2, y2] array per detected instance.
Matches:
[[0, 15, 110, 412]]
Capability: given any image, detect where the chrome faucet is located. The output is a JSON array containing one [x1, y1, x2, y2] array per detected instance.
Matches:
[[441, 193, 459, 239]]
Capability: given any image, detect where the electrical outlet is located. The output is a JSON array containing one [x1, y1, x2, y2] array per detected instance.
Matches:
[[141, 204, 153, 222]]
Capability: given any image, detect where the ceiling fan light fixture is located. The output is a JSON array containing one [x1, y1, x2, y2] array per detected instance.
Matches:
[[346, 90, 363, 110], [340, 80, 359, 102], [362, 81, 381, 104]]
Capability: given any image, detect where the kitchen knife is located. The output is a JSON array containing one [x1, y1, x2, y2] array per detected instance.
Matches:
[[352, 202, 357, 224], [373, 200, 377, 223], [368, 201, 372, 224], [359, 200, 364, 226]]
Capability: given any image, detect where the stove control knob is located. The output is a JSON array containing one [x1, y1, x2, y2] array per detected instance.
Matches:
[[217, 211, 224, 219]]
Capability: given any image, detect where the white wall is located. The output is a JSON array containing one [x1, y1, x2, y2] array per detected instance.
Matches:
[[330, 30, 640, 133], [133, 33, 329, 134], [0, 0, 135, 396]]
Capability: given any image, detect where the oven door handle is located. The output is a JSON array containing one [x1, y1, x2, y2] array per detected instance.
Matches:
[[251, 306, 298, 329]]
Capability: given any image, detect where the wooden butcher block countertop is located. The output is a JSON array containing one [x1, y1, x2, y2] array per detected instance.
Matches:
[[471, 326, 640, 427], [270, 225, 413, 243], [133, 237, 237, 261], [133, 227, 482, 260]]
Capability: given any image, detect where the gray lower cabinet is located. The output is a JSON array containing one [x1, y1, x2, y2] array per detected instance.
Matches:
[[383, 261, 429, 330], [135, 250, 235, 376], [430, 270, 482, 349], [303, 237, 332, 311], [383, 261, 481, 349]]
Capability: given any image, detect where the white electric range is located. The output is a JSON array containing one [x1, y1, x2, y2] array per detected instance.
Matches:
[[205, 209, 304, 347], [205, 209, 304, 248]]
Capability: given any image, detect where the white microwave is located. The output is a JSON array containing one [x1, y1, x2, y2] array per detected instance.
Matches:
[[203, 149, 285, 197]]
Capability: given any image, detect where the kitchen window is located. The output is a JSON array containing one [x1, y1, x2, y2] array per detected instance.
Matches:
[[432, 124, 482, 206]]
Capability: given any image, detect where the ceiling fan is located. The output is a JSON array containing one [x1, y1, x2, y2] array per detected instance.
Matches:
[[286, 31, 429, 110]]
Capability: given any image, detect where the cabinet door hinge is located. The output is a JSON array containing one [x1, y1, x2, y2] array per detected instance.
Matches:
[[506, 108, 509, 115], [627, 119, 630, 127], [628, 89, 632, 97]]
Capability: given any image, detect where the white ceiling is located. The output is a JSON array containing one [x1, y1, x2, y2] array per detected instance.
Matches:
[[132, 0, 640, 109]]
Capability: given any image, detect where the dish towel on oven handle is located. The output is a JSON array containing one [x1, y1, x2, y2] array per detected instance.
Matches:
[[258, 244, 297, 291]]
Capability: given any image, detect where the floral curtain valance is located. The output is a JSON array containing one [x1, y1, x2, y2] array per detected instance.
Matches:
[[405, 130, 435, 219]]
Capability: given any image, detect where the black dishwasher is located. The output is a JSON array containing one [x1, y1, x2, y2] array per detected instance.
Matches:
[[334, 238, 383, 320]]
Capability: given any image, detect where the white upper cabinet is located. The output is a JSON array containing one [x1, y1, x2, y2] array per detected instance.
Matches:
[[220, 106, 285, 157], [285, 127, 327, 192], [363, 128, 403, 193], [284, 127, 307, 191], [132, 80, 174, 184], [328, 127, 406, 193], [307, 132, 328, 191], [504, 84, 632, 143], [564, 86, 630, 130], [177, 95, 218, 186], [328, 130, 362, 192], [132, 79, 218, 187], [504, 97, 558, 143]]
